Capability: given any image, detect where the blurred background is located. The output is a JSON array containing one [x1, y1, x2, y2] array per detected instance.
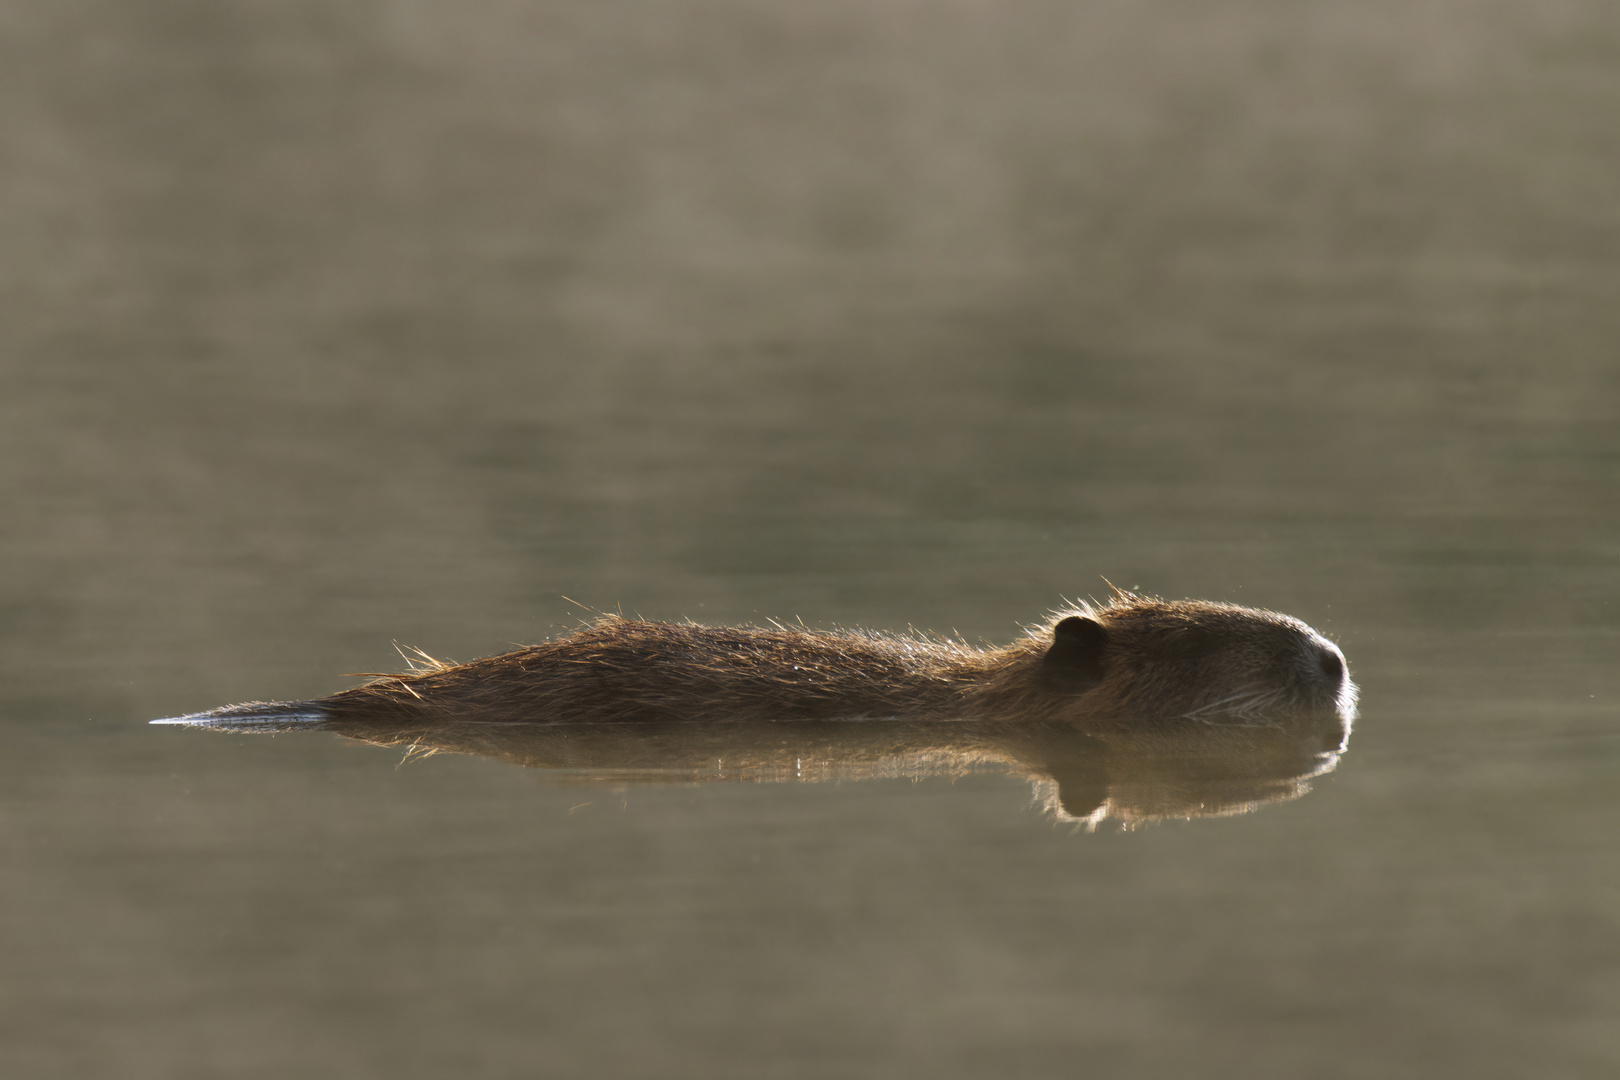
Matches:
[[2, 1, 1617, 1077]]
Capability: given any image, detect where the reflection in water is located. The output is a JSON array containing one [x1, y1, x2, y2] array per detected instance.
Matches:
[[174, 710, 1353, 829]]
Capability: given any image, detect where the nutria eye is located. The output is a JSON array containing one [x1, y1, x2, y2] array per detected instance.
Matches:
[[1319, 650, 1343, 682]]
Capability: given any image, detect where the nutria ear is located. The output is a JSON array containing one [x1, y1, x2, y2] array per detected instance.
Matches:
[[1042, 616, 1109, 692], [1036, 729, 1110, 818]]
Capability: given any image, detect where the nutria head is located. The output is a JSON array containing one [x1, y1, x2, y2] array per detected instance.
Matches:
[[1030, 598, 1356, 725]]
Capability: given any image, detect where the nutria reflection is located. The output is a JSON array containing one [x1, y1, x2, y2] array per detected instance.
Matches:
[[314, 710, 1353, 827]]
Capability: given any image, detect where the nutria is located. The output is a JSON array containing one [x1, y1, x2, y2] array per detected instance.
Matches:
[[152, 593, 1356, 733]]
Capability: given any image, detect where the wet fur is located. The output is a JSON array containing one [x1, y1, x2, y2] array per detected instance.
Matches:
[[237, 596, 1355, 731]]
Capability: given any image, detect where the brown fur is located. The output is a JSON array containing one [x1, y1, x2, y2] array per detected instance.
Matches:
[[305, 595, 1356, 730]]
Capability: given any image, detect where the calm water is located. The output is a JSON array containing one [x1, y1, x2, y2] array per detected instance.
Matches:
[[4, 1, 1619, 1077]]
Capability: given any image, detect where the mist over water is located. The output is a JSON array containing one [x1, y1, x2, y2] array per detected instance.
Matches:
[[3, 2, 1618, 1077]]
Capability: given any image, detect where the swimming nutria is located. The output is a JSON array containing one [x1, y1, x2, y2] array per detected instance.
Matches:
[[152, 593, 1356, 732]]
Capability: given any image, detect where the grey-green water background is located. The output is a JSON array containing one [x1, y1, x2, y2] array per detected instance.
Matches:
[[4, 2, 1618, 1077]]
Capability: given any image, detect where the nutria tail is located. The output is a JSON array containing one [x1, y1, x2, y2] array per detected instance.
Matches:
[[150, 700, 333, 732]]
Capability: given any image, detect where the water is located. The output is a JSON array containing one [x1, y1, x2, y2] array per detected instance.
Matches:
[[3, 1, 1618, 1076]]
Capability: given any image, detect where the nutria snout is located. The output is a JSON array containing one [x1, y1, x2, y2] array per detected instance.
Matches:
[[153, 594, 1357, 732]]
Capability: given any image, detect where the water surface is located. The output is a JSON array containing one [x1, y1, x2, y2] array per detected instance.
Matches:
[[3, 1, 1618, 1077]]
